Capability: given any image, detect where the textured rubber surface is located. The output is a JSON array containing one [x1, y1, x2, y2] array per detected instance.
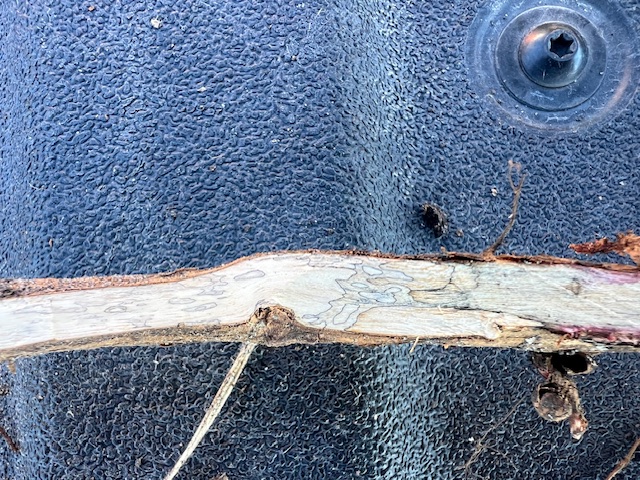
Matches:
[[0, 0, 639, 478]]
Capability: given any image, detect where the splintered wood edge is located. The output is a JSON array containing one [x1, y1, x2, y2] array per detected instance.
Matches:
[[1, 250, 639, 360]]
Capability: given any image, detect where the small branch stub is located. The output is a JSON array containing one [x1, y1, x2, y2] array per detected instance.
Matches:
[[531, 353, 595, 440]]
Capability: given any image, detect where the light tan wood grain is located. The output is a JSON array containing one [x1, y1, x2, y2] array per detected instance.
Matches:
[[1, 251, 639, 359]]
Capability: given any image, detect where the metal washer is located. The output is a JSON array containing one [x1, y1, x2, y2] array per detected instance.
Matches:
[[495, 7, 606, 112], [466, 0, 639, 131]]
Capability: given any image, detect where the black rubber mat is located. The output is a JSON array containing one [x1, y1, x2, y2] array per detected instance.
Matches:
[[1, 0, 638, 478]]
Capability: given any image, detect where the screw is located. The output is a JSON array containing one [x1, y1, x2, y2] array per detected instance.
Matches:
[[547, 30, 577, 60], [519, 23, 588, 88]]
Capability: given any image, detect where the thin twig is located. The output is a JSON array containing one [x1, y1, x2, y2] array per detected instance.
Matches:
[[605, 437, 640, 480], [0, 425, 19, 453], [484, 160, 526, 257], [164, 342, 257, 480], [462, 397, 524, 478], [409, 337, 420, 355]]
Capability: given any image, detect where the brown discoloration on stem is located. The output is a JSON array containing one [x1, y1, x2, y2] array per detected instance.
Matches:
[[1, 245, 639, 361], [0, 305, 395, 361], [0, 267, 219, 299]]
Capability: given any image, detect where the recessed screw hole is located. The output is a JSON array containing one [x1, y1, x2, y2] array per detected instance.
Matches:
[[548, 31, 576, 59]]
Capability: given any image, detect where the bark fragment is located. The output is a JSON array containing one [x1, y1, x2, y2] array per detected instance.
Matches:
[[570, 232, 640, 266]]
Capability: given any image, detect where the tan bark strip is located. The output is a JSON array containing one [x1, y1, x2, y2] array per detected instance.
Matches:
[[0, 252, 639, 360], [0, 267, 220, 299]]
